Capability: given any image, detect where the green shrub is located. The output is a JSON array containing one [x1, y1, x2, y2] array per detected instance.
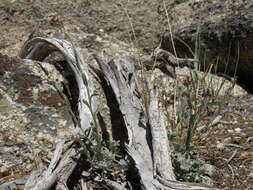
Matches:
[[171, 150, 205, 183]]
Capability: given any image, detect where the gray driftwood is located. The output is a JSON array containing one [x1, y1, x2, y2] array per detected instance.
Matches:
[[1, 37, 219, 190]]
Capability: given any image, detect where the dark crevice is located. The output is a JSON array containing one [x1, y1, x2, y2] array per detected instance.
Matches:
[[53, 60, 80, 115], [98, 75, 128, 148]]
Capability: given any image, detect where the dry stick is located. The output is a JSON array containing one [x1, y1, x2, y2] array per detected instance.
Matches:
[[156, 176, 219, 190], [227, 150, 237, 164], [227, 164, 235, 181], [55, 148, 80, 190], [146, 76, 175, 180], [0, 176, 28, 190], [24, 140, 65, 190], [140, 48, 196, 77]]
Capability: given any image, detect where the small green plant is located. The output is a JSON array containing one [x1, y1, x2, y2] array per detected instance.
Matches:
[[163, 27, 235, 152], [171, 150, 205, 183], [54, 66, 129, 181], [78, 128, 129, 178], [159, 23, 235, 181]]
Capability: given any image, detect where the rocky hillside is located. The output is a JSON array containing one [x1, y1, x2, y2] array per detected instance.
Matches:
[[0, 1, 252, 189]]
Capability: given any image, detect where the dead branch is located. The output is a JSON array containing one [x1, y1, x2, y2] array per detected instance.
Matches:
[[140, 48, 197, 78]]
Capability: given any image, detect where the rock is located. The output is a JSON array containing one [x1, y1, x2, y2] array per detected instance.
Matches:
[[200, 163, 216, 177], [223, 137, 232, 144], [0, 166, 8, 176], [0, 53, 74, 173], [234, 127, 241, 133], [176, 67, 247, 96], [216, 142, 225, 150], [161, 0, 253, 93], [201, 176, 214, 186]]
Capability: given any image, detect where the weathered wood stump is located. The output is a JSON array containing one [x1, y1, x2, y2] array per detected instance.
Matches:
[[0, 35, 220, 190]]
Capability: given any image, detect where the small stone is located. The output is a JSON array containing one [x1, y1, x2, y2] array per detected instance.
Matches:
[[0, 166, 8, 174], [82, 171, 90, 177], [58, 119, 67, 126], [228, 129, 234, 133], [223, 137, 232, 144], [200, 164, 216, 177], [51, 113, 58, 117], [26, 163, 34, 171], [233, 136, 241, 143], [216, 142, 225, 150], [234, 127, 241, 133]]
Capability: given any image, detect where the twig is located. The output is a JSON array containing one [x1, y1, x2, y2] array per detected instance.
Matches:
[[219, 121, 237, 125], [227, 150, 237, 163], [227, 164, 235, 181], [152, 48, 196, 68], [225, 143, 245, 149], [24, 139, 65, 190]]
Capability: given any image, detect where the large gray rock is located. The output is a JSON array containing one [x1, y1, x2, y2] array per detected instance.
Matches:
[[0, 53, 74, 175], [160, 0, 253, 93]]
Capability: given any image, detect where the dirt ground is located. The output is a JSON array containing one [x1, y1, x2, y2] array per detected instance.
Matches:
[[0, 1, 253, 189], [0, 0, 162, 56]]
